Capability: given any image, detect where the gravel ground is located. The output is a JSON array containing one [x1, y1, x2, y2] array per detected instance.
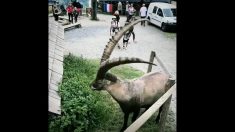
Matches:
[[59, 13, 176, 131]]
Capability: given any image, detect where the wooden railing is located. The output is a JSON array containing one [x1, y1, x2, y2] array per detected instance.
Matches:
[[124, 51, 176, 132]]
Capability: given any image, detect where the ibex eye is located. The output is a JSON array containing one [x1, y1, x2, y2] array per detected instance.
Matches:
[[92, 83, 97, 87]]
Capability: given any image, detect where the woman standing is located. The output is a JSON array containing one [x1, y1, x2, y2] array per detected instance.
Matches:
[[66, 3, 74, 23], [127, 4, 136, 22]]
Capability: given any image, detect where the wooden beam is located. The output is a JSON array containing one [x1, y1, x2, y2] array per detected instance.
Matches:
[[63, 22, 81, 30], [124, 84, 176, 132]]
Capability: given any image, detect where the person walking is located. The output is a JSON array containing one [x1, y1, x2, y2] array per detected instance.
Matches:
[[127, 3, 136, 22], [66, 3, 74, 23], [139, 3, 147, 26], [113, 10, 120, 26], [122, 22, 136, 49], [53, 5, 60, 21], [125, 1, 130, 22], [73, 7, 79, 23], [117, 1, 122, 15]]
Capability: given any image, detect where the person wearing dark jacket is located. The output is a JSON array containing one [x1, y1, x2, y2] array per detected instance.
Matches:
[[113, 10, 120, 26], [122, 22, 136, 49], [53, 6, 59, 21], [73, 7, 79, 23]]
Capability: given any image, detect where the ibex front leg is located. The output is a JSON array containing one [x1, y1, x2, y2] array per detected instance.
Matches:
[[132, 109, 140, 122], [120, 112, 129, 132], [156, 105, 163, 124]]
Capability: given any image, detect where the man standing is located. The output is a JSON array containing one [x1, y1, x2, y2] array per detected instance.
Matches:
[[139, 3, 147, 26], [118, 1, 122, 15]]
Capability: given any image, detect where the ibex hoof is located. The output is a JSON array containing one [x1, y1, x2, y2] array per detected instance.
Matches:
[[120, 128, 125, 132]]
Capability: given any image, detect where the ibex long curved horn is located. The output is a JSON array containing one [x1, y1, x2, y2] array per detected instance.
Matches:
[[100, 19, 149, 63], [96, 57, 156, 81]]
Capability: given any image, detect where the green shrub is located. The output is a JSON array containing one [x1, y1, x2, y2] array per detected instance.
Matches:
[[48, 54, 115, 132]]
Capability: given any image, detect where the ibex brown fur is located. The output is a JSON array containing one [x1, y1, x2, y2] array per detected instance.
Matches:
[[90, 19, 175, 131]]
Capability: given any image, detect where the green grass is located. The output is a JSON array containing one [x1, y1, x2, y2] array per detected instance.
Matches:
[[110, 65, 144, 80], [48, 54, 175, 132]]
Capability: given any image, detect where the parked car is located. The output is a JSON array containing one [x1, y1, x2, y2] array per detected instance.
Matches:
[[147, 2, 176, 31]]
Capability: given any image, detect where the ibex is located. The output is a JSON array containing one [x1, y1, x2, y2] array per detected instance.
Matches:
[[90, 19, 175, 131]]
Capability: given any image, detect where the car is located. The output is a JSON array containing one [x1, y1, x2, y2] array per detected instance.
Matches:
[[146, 2, 176, 31]]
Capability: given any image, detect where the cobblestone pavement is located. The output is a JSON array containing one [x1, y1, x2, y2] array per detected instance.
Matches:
[[61, 13, 176, 131]]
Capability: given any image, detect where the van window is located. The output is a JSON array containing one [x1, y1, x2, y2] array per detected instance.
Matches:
[[157, 8, 163, 17], [163, 8, 176, 17], [153, 6, 158, 14]]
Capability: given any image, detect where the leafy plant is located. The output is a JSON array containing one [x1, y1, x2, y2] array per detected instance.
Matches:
[[49, 54, 115, 132]]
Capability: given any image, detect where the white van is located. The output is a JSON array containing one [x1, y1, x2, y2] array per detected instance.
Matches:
[[147, 2, 176, 31]]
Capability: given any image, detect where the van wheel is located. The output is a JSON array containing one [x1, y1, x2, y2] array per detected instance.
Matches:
[[147, 18, 151, 25], [161, 23, 167, 31], [148, 21, 151, 25]]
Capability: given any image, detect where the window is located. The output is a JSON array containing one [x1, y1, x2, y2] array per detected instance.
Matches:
[[153, 6, 158, 14], [157, 8, 163, 17], [163, 8, 177, 17]]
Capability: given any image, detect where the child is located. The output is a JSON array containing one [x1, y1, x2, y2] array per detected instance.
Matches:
[[113, 10, 120, 27], [110, 19, 121, 49], [122, 22, 136, 49], [110, 19, 119, 36], [73, 7, 78, 23]]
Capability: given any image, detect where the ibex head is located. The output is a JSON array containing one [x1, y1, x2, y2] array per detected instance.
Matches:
[[90, 57, 156, 90]]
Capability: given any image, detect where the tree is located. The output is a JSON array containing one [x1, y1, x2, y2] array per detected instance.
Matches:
[[141, 0, 144, 5], [91, 0, 98, 20]]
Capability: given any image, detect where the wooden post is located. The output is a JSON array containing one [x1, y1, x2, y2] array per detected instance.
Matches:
[[147, 51, 155, 73], [158, 79, 176, 132], [158, 95, 172, 132]]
